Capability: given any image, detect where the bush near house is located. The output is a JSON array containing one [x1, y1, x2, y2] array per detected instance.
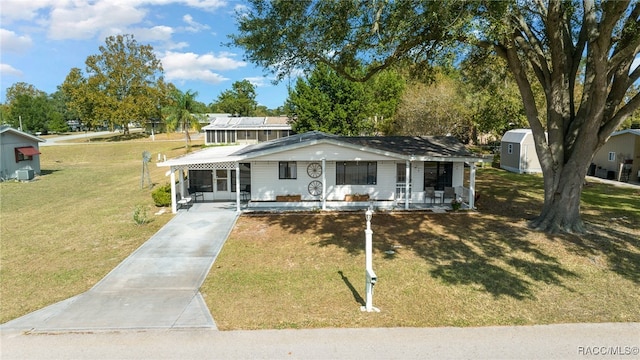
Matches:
[[151, 183, 172, 207]]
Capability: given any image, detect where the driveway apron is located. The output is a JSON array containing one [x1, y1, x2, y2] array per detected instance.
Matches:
[[2, 203, 238, 332]]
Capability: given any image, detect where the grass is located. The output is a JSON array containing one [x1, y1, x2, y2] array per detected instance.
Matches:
[[0, 135, 198, 323], [201, 168, 640, 329], [2, 140, 638, 329]]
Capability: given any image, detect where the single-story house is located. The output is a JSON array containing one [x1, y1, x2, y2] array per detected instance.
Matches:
[[0, 125, 44, 181], [590, 129, 640, 182], [158, 131, 492, 213], [500, 129, 542, 174], [203, 116, 293, 145]]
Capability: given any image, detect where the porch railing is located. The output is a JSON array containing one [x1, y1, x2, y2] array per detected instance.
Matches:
[[395, 183, 412, 200]]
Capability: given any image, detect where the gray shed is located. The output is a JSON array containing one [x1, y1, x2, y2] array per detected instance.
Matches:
[[0, 125, 45, 181], [500, 129, 542, 174]]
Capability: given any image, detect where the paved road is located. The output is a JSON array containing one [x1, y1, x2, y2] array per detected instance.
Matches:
[[2, 323, 638, 359], [40, 131, 115, 146]]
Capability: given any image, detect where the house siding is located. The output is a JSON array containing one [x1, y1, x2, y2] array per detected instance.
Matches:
[[592, 132, 640, 180], [248, 160, 465, 203]]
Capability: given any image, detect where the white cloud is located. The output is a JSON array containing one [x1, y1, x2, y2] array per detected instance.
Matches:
[[0, 29, 33, 53], [244, 76, 272, 88], [130, 25, 174, 43], [161, 50, 245, 84], [166, 68, 228, 83], [233, 4, 249, 15], [48, 2, 147, 40], [0, 63, 23, 77], [182, 0, 227, 11], [0, 0, 58, 24], [182, 14, 210, 32]]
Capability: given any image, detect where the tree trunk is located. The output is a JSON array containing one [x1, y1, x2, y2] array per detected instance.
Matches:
[[184, 129, 191, 149], [529, 155, 590, 234]]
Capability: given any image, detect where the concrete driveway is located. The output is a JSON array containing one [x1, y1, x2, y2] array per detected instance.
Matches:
[[1, 202, 238, 332]]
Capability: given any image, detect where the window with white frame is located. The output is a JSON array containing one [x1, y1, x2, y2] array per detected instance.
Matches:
[[608, 152, 616, 162]]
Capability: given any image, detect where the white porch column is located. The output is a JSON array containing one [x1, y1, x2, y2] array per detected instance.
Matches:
[[170, 169, 177, 214], [178, 169, 185, 197], [235, 162, 241, 212], [322, 158, 327, 210], [469, 162, 476, 209], [405, 160, 410, 210]]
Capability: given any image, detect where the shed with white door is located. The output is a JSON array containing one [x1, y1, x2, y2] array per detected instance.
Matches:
[[500, 129, 542, 174]]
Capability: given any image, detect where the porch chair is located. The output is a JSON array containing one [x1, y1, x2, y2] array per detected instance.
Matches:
[[177, 193, 193, 211], [424, 187, 438, 204], [188, 187, 204, 203], [443, 187, 456, 204]]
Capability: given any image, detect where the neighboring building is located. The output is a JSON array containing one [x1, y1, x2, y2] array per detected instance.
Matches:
[[0, 125, 44, 181], [591, 129, 640, 182], [202, 116, 293, 145], [500, 129, 542, 174], [158, 131, 491, 213]]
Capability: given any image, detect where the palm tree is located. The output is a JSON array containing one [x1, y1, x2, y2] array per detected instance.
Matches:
[[163, 89, 202, 149]]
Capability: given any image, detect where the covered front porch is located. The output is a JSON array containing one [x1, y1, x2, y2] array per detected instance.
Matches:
[[162, 162, 480, 214], [157, 132, 490, 214]]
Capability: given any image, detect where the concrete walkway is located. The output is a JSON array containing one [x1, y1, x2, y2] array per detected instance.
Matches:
[[1, 202, 239, 332]]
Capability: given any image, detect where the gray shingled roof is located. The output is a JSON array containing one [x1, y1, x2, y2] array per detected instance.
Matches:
[[232, 131, 475, 158]]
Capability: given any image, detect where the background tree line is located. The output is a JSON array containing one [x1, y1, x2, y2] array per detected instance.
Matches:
[[0, 34, 282, 136]]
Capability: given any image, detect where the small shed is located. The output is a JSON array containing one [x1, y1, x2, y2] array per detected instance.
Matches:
[[0, 125, 45, 181], [500, 129, 542, 174]]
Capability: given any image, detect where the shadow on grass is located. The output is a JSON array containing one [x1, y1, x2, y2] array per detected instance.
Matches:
[[103, 132, 148, 142], [254, 169, 610, 300], [565, 220, 640, 284], [39, 169, 60, 176], [338, 270, 365, 306], [430, 260, 534, 299], [256, 210, 580, 300], [251, 168, 639, 299]]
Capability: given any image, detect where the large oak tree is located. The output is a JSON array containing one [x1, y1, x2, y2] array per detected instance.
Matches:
[[231, 0, 640, 233], [63, 34, 164, 134]]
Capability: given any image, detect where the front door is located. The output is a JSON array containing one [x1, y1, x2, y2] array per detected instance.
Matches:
[[213, 169, 231, 200], [396, 163, 411, 200]]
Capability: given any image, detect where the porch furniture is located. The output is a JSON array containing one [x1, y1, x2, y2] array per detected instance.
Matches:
[[188, 187, 204, 202], [240, 184, 251, 202], [191, 192, 204, 203], [424, 187, 438, 204], [177, 193, 193, 211], [443, 187, 456, 204]]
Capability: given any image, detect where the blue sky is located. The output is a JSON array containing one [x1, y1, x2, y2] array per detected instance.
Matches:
[[0, 0, 292, 109]]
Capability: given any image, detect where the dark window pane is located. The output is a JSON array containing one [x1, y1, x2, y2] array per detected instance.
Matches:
[[189, 170, 213, 192], [279, 161, 297, 179], [336, 162, 377, 185]]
